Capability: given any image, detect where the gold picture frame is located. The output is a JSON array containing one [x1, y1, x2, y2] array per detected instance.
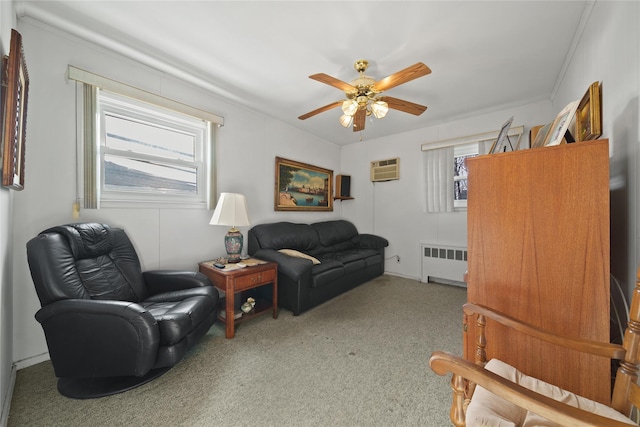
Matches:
[[575, 81, 602, 142], [1, 29, 29, 190], [274, 157, 333, 212]]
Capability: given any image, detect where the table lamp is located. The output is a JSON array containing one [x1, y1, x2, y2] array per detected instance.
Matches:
[[209, 193, 251, 263]]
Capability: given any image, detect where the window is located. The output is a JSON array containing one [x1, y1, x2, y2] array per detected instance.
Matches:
[[453, 143, 479, 209], [97, 90, 211, 207], [70, 66, 223, 209], [421, 125, 523, 213]]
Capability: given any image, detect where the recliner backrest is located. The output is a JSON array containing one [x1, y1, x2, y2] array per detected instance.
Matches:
[[27, 223, 148, 305]]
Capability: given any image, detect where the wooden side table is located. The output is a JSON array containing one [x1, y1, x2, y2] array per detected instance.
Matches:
[[199, 260, 278, 339]]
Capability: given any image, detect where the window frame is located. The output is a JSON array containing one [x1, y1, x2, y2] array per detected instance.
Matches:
[[70, 66, 223, 210], [96, 89, 211, 208]]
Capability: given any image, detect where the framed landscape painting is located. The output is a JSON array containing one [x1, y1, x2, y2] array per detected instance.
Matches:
[[274, 157, 333, 212]]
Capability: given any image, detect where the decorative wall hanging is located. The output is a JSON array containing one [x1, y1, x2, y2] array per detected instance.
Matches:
[[1, 29, 29, 190], [274, 157, 333, 212]]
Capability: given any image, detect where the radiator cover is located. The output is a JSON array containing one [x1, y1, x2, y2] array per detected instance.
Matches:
[[421, 243, 467, 287]]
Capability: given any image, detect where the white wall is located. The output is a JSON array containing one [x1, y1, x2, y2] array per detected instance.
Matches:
[[0, 1, 16, 422], [342, 1, 640, 294], [550, 1, 640, 293], [340, 101, 552, 280], [11, 18, 343, 365]]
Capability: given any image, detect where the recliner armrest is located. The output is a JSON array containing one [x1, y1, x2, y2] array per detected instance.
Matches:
[[144, 285, 219, 305], [35, 299, 159, 378], [143, 271, 212, 296]]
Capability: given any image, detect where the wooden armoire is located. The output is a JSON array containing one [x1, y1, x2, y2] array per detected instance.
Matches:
[[464, 139, 611, 404]]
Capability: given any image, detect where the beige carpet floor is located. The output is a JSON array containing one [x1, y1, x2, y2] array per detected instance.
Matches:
[[8, 275, 466, 426]]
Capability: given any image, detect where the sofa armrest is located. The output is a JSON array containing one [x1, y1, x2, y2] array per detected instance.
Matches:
[[35, 299, 159, 378], [253, 249, 313, 281], [143, 270, 212, 295], [354, 234, 389, 249]]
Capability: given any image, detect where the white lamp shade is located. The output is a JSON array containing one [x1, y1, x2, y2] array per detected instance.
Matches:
[[209, 193, 251, 227]]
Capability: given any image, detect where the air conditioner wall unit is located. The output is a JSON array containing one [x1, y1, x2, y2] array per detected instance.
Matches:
[[370, 157, 400, 182]]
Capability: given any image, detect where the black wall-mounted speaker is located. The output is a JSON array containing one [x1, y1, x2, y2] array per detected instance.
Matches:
[[336, 174, 351, 197]]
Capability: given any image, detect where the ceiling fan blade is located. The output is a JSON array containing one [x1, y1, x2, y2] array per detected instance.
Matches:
[[309, 73, 356, 93], [298, 101, 343, 120], [373, 62, 432, 92], [352, 109, 366, 132], [382, 96, 428, 116]]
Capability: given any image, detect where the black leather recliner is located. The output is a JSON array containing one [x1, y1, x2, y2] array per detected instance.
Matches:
[[26, 223, 219, 399]]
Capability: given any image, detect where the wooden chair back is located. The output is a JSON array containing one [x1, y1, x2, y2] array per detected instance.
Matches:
[[432, 266, 640, 426]]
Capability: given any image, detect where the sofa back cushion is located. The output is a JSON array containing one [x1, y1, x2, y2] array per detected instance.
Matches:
[[312, 220, 358, 247], [249, 222, 320, 251]]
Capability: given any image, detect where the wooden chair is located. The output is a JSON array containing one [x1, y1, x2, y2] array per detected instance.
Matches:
[[429, 267, 640, 426]]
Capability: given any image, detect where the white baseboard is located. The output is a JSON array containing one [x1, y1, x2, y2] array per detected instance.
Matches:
[[14, 352, 49, 371], [0, 364, 16, 427], [0, 352, 49, 427], [384, 271, 421, 281]]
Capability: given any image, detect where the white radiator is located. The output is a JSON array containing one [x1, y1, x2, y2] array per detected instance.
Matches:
[[421, 243, 467, 287]]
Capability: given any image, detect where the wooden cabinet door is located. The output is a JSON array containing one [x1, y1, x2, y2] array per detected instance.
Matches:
[[465, 139, 610, 404]]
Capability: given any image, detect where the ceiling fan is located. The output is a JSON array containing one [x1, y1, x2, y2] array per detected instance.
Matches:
[[298, 59, 431, 132]]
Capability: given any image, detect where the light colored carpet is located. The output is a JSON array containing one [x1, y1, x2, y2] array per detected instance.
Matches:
[[8, 275, 466, 426]]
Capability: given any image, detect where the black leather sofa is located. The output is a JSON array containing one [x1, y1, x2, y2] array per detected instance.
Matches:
[[248, 220, 388, 315], [26, 223, 219, 398]]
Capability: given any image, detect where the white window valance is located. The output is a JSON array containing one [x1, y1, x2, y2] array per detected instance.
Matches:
[[421, 125, 524, 152], [67, 65, 224, 126]]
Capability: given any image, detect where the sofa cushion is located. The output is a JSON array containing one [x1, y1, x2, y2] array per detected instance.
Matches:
[[250, 222, 320, 251], [342, 259, 367, 274], [141, 295, 213, 346], [278, 249, 321, 265], [311, 262, 345, 288], [318, 251, 364, 264], [312, 220, 358, 247]]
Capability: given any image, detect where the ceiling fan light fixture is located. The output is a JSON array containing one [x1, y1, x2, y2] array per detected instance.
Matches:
[[339, 114, 354, 128], [341, 100, 358, 116], [371, 100, 389, 119]]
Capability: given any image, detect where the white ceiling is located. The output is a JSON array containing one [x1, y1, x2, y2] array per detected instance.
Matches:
[[16, 1, 590, 146]]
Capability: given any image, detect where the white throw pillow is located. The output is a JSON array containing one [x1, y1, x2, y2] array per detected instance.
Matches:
[[278, 249, 321, 265]]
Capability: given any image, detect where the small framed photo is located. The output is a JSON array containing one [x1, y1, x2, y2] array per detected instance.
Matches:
[[531, 122, 552, 149], [1, 29, 29, 190], [274, 157, 333, 211], [543, 100, 579, 147], [574, 81, 602, 142], [489, 116, 514, 154]]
